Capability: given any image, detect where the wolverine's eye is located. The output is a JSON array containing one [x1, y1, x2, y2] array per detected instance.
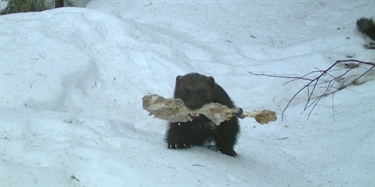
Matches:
[[197, 89, 205, 97], [183, 89, 191, 97]]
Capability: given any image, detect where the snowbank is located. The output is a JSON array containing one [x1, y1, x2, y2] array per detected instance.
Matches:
[[1, 1, 374, 186]]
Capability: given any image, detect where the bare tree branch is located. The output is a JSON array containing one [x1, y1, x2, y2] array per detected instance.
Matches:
[[249, 59, 375, 120]]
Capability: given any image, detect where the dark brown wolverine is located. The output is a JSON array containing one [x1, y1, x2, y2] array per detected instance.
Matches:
[[165, 73, 240, 156]]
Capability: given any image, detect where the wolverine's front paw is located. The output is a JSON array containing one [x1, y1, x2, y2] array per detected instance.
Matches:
[[168, 143, 193, 149], [220, 149, 237, 157]]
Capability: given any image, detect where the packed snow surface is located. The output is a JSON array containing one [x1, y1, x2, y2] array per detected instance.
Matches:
[[1, 0, 374, 186]]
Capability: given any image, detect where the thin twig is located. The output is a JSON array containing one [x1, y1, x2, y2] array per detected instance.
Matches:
[[249, 59, 375, 120]]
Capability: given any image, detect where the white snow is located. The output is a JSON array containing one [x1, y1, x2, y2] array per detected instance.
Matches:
[[1, 0, 374, 186]]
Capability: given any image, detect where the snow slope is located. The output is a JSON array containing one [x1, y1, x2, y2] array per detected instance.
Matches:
[[1, 1, 374, 186]]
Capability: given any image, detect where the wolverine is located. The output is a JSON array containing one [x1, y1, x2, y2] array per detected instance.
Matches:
[[165, 73, 240, 156]]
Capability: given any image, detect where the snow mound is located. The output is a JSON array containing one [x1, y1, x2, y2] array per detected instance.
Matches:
[[1, 1, 374, 186]]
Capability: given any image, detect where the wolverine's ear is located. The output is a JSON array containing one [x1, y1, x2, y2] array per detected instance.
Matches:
[[176, 75, 182, 86], [207, 76, 215, 87]]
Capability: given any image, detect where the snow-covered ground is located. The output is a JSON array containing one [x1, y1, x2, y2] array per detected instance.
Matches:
[[1, 0, 374, 186]]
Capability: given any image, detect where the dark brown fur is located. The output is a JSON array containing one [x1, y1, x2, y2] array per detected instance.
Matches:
[[357, 18, 375, 41], [165, 73, 240, 156]]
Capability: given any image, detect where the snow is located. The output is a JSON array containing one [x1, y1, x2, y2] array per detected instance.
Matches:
[[1, 0, 374, 186]]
